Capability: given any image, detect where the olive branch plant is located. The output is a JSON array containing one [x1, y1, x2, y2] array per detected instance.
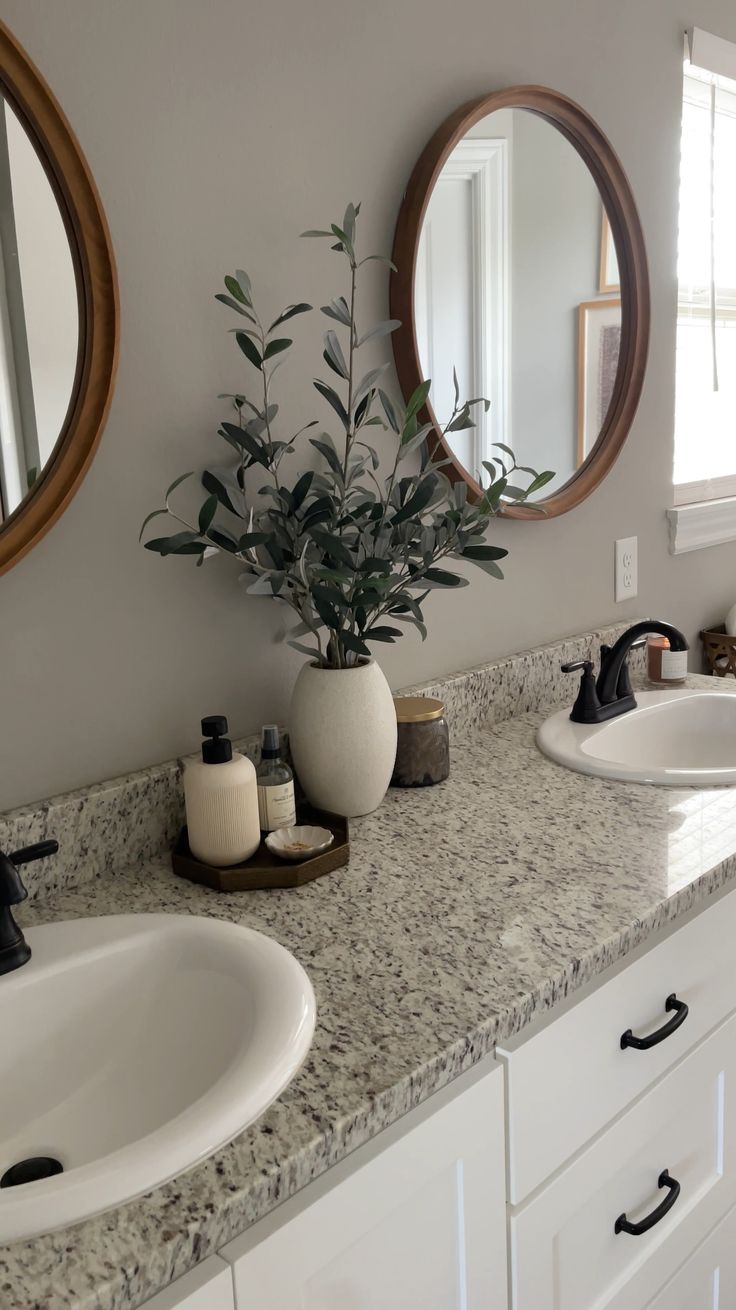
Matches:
[[141, 203, 554, 669]]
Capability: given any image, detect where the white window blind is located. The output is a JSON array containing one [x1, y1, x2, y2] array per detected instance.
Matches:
[[674, 32, 736, 505]]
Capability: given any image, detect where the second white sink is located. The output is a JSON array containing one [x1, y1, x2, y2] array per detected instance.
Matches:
[[537, 687, 736, 786], [0, 913, 316, 1242]]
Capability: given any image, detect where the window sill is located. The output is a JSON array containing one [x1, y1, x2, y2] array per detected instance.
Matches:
[[667, 496, 736, 554]]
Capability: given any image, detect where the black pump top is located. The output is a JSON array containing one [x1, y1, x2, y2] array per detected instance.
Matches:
[[261, 724, 281, 760], [201, 715, 233, 764]]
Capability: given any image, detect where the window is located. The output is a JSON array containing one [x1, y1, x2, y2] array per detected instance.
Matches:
[[674, 54, 736, 505]]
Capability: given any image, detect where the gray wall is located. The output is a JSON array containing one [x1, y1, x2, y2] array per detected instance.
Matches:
[[0, 0, 733, 810]]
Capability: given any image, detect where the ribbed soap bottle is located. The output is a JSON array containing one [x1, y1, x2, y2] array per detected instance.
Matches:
[[183, 716, 260, 866]]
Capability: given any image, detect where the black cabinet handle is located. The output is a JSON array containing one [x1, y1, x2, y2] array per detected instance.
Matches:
[[615, 1169, 681, 1236], [620, 994, 689, 1050]]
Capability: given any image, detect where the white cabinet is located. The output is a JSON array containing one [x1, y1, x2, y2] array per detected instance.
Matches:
[[141, 892, 736, 1310], [139, 1255, 233, 1310], [221, 1060, 507, 1310]]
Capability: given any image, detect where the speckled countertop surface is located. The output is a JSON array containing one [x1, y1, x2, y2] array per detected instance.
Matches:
[[6, 674, 736, 1310]]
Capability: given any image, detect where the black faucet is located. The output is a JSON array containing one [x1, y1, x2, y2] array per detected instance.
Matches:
[[561, 621, 689, 725], [0, 840, 58, 975]]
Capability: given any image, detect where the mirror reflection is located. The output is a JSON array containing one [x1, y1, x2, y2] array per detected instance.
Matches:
[[0, 95, 78, 521], [415, 107, 622, 497]]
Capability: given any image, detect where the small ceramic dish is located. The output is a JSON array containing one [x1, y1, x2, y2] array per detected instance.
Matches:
[[265, 825, 335, 862]]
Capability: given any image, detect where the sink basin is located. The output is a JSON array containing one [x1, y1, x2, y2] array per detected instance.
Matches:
[[537, 687, 736, 787], [0, 914, 316, 1242]]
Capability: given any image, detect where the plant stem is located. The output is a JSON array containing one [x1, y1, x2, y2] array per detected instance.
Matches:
[[373, 441, 402, 544], [238, 403, 248, 519], [343, 257, 358, 484], [331, 252, 361, 669]]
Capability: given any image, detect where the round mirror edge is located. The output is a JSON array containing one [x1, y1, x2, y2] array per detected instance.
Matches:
[[0, 19, 119, 576], [389, 84, 650, 520]]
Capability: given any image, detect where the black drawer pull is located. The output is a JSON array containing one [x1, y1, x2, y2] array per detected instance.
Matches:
[[614, 1169, 681, 1236], [620, 994, 689, 1050]]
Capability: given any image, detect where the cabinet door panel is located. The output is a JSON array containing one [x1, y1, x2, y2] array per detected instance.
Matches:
[[139, 1255, 233, 1310], [646, 1202, 736, 1308], [223, 1063, 506, 1309], [302, 1160, 466, 1310]]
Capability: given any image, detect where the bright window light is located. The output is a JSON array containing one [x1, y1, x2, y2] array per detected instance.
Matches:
[[674, 64, 736, 498]]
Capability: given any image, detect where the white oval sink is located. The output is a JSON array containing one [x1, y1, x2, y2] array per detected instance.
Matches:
[[537, 687, 736, 786], [0, 914, 316, 1242]]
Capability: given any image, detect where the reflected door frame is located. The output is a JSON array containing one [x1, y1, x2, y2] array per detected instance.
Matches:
[[416, 138, 509, 474], [0, 99, 38, 520]]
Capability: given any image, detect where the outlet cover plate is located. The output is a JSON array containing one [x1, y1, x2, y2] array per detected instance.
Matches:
[[615, 536, 638, 602]]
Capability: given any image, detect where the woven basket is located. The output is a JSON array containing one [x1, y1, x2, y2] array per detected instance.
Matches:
[[701, 625, 736, 677]]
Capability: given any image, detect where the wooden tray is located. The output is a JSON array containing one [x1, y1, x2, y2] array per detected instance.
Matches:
[[171, 806, 349, 891]]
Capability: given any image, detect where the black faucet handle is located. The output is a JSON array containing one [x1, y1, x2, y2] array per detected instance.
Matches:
[[561, 660, 603, 723], [561, 659, 594, 674], [0, 853, 28, 907], [10, 840, 59, 867], [0, 840, 59, 909]]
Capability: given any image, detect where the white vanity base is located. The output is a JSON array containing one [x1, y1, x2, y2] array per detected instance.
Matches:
[[140, 881, 736, 1310]]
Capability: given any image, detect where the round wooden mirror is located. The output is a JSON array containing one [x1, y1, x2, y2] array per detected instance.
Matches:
[[0, 21, 118, 574], [390, 86, 649, 518]]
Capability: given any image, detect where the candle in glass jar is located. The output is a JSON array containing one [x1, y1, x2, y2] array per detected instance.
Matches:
[[647, 635, 687, 686]]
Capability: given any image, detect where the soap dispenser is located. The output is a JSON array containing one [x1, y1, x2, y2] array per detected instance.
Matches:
[[184, 716, 260, 867]]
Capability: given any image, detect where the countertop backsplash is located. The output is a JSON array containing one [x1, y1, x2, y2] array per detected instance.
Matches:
[[0, 622, 645, 901], [401, 619, 648, 739]]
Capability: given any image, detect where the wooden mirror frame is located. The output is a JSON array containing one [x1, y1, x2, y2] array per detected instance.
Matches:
[[390, 86, 650, 519], [0, 21, 118, 574]]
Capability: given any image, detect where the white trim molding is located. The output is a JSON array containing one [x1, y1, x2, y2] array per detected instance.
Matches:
[[667, 496, 736, 554], [673, 473, 736, 506], [688, 27, 736, 82], [440, 138, 509, 470]]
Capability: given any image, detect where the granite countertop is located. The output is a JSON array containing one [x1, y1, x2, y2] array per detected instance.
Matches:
[[6, 674, 736, 1310]]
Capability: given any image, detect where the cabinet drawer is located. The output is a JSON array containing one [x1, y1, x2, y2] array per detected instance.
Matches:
[[645, 1201, 736, 1308], [510, 1012, 736, 1310], [498, 889, 736, 1202]]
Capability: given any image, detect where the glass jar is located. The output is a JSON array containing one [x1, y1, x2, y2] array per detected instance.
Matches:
[[391, 696, 449, 787], [646, 635, 687, 687]]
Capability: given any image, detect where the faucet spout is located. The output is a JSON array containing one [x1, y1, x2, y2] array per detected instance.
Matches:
[[597, 620, 688, 706]]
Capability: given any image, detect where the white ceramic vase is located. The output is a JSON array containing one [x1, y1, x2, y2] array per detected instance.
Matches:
[[289, 659, 398, 817]]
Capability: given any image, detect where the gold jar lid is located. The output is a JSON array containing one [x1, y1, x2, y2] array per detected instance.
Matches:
[[393, 695, 445, 723]]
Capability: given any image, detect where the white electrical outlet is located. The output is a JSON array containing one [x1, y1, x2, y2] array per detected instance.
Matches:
[[615, 536, 638, 602]]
